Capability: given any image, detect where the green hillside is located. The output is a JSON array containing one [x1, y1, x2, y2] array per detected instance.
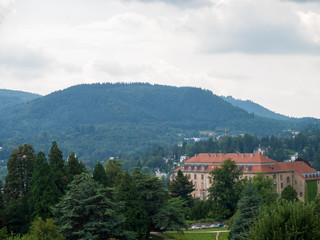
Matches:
[[221, 95, 291, 120], [0, 89, 41, 110], [0, 83, 318, 167]]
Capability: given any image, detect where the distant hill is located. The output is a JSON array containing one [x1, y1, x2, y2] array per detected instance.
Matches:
[[221, 96, 291, 121], [0, 83, 318, 167], [0, 89, 41, 110]]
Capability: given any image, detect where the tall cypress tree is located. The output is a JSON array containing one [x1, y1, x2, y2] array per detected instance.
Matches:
[[66, 152, 86, 182], [5, 144, 35, 201], [48, 141, 67, 194], [29, 152, 61, 220], [93, 162, 108, 187], [116, 171, 147, 239]]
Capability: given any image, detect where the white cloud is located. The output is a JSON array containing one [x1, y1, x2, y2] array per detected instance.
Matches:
[[0, 0, 14, 24]]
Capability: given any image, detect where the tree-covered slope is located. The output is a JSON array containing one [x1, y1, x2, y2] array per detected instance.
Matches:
[[0, 83, 318, 164], [221, 95, 291, 120], [0, 89, 41, 110]]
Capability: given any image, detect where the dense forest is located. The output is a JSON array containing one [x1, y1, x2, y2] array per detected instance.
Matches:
[[0, 90, 40, 110], [0, 83, 319, 170]]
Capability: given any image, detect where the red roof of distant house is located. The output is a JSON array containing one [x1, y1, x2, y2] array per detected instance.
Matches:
[[184, 153, 277, 164], [176, 153, 320, 180]]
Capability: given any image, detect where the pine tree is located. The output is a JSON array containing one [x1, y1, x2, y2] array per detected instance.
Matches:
[[169, 169, 194, 207], [65, 152, 86, 182], [29, 152, 61, 220], [105, 159, 123, 187], [229, 182, 262, 240], [48, 141, 67, 194], [92, 162, 107, 187], [116, 171, 147, 239], [5, 144, 35, 201], [52, 173, 130, 240]]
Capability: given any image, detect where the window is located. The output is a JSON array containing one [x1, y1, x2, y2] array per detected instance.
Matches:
[[266, 176, 269, 179], [280, 175, 283, 180], [209, 178, 212, 184], [273, 174, 276, 179], [300, 192, 303, 197], [201, 174, 204, 180], [194, 174, 197, 179], [287, 176, 290, 184], [281, 183, 283, 189], [295, 180, 297, 185]]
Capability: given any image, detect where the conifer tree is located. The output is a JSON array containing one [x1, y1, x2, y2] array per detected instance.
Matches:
[[116, 171, 147, 239], [5, 144, 35, 201], [105, 158, 123, 187], [65, 152, 86, 182], [229, 182, 262, 240], [52, 173, 130, 240], [169, 169, 194, 207], [48, 141, 67, 194], [29, 152, 61, 220], [92, 162, 108, 187]]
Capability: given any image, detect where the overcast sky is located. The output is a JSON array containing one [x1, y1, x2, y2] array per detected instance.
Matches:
[[1, 0, 320, 118]]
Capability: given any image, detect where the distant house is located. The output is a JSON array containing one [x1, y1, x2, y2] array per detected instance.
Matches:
[[174, 153, 320, 202], [155, 168, 167, 179]]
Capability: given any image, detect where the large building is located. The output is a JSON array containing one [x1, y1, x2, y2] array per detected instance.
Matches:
[[174, 153, 320, 201]]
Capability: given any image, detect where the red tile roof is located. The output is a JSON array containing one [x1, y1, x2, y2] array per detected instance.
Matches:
[[177, 153, 320, 180], [184, 153, 277, 164]]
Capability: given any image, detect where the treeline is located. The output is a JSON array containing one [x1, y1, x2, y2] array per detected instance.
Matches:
[[0, 142, 187, 240]]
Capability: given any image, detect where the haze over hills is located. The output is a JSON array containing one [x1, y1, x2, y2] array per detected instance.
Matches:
[[0, 89, 41, 110], [221, 96, 291, 121], [0, 83, 319, 166]]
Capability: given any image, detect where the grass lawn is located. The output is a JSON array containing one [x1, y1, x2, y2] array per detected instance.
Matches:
[[217, 232, 229, 240], [184, 227, 229, 232], [163, 232, 217, 240]]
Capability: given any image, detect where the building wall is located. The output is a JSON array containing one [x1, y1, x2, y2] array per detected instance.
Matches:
[[181, 170, 312, 201]]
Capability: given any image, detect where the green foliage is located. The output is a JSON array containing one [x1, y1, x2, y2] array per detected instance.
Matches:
[[116, 171, 147, 239], [248, 200, 320, 240], [169, 170, 195, 207], [52, 173, 130, 240], [229, 183, 261, 240], [280, 185, 298, 202], [105, 159, 123, 187], [252, 172, 278, 205], [29, 152, 61, 220], [132, 169, 187, 239], [5, 144, 35, 202], [306, 180, 318, 202], [65, 152, 87, 182], [0, 227, 7, 240], [28, 217, 64, 240], [208, 159, 243, 218], [92, 162, 107, 186], [48, 142, 67, 195], [0, 89, 40, 110]]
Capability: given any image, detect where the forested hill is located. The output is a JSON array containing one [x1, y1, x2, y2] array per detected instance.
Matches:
[[0, 83, 318, 164], [221, 95, 291, 120], [0, 89, 41, 110]]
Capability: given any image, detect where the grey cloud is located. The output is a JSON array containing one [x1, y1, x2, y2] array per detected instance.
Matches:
[[283, 0, 319, 2], [121, 0, 211, 8], [0, 0, 14, 24]]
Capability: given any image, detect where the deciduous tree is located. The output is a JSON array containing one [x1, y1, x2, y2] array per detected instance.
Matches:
[[280, 185, 298, 202], [208, 158, 243, 218]]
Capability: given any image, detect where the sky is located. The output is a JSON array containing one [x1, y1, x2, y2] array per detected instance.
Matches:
[[1, 0, 320, 118]]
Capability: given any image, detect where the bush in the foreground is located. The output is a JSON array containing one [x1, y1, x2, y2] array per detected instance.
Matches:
[[248, 200, 320, 240]]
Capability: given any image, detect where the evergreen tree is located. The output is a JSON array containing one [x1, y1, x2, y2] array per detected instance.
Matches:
[[105, 159, 123, 187], [65, 152, 86, 182], [29, 152, 61, 220], [48, 141, 67, 195], [116, 171, 147, 239], [132, 169, 186, 239], [280, 185, 298, 202], [5, 144, 35, 201], [92, 162, 107, 187], [229, 182, 262, 240], [0, 180, 4, 228], [52, 173, 130, 240], [169, 169, 194, 207], [208, 158, 243, 218]]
